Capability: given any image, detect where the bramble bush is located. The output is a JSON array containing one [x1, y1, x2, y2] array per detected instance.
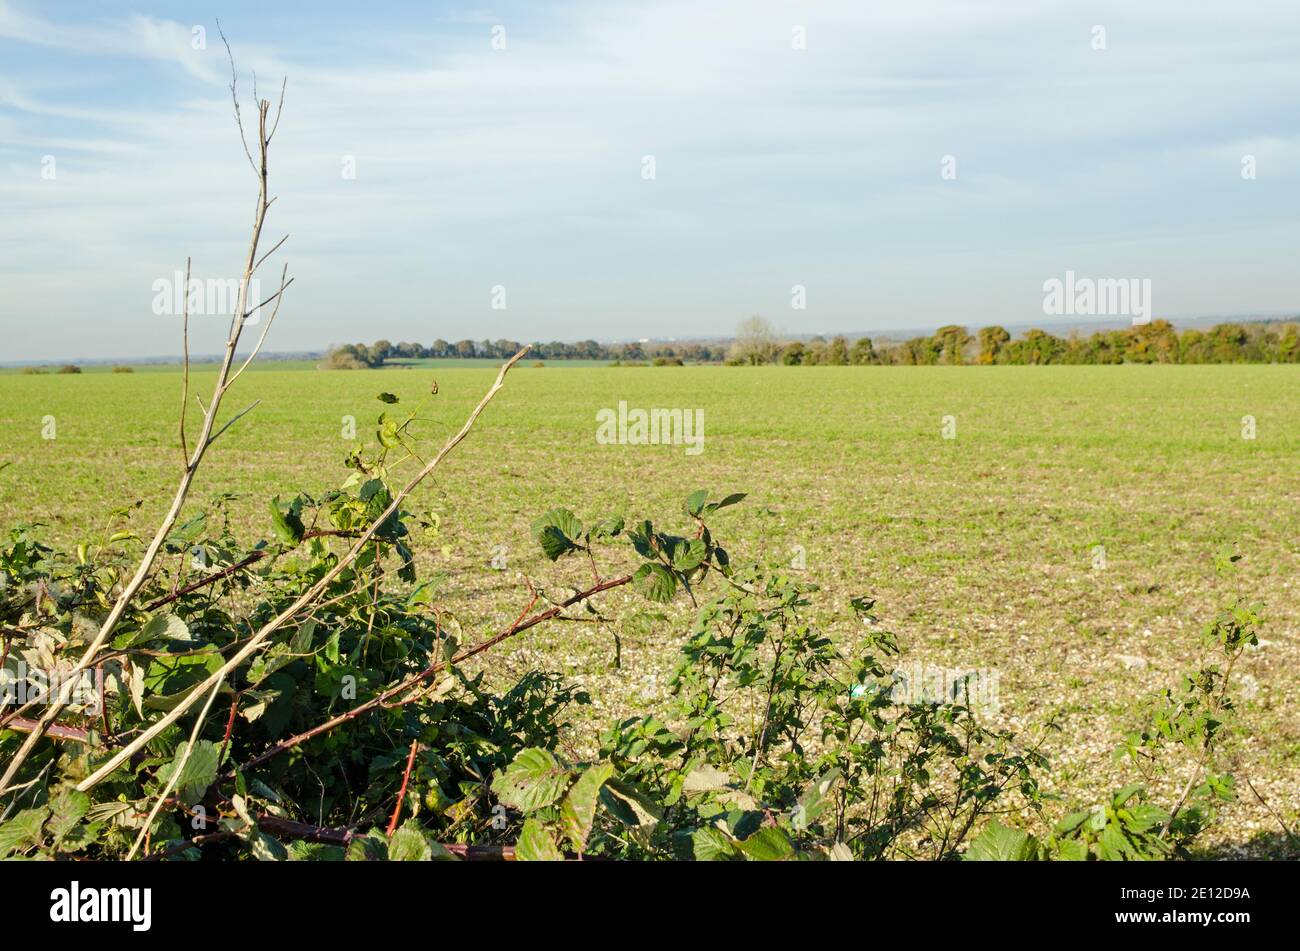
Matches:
[[0, 387, 1261, 861]]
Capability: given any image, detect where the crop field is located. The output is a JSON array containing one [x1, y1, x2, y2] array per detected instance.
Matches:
[[1, 363, 1297, 855]]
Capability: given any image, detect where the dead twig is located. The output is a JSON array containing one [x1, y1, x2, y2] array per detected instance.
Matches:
[[76, 348, 529, 793]]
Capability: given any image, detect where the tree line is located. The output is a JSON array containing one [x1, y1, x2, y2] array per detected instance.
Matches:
[[324, 318, 1300, 369], [323, 337, 731, 368], [730, 317, 1300, 365]]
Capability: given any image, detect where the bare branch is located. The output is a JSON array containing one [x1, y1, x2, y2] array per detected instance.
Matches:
[[268, 78, 287, 142], [77, 348, 530, 793], [227, 265, 290, 387], [216, 20, 257, 178], [205, 400, 261, 449], [252, 233, 289, 274], [0, 36, 290, 795], [179, 256, 191, 465]]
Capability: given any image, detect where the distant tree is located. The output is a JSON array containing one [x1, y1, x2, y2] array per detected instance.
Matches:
[[322, 344, 373, 370], [931, 325, 970, 365], [825, 336, 850, 365], [850, 337, 876, 365], [430, 339, 450, 358], [57, 364, 82, 374], [728, 316, 780, 365], [454, 339, 476, 358], [781, 341, 806, 365], [977, 326, 1010, 365], [370, 339, 393, 362]]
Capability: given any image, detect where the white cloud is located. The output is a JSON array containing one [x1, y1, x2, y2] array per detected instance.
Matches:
[[1, 0, 1299, 360]]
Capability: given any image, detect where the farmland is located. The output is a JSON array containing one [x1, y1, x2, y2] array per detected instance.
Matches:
[[1, 362, 1297, 855]]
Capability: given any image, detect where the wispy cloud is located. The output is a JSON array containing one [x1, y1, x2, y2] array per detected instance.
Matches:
[[2, 0, 1299, 360]]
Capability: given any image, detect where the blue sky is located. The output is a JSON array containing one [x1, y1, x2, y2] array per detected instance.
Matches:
[[2, 0, 1299, 361]]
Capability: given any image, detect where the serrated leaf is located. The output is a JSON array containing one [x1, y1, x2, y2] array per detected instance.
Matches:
[[0, 807, 48, 857], [47, 787, 90, 845], [159, 740, 221, 805], [632, 563, 676, 603], [670, 538, 707, 572], [692, 825, 742, 861], [388, 822, 433, 861], [559, 763, 614, 853], [516, 818, 564, 861], [346, 831, 389, 861], [532, 508, 583, 541], [250, 830, 288, 861], [491, 748, 572, 813], [535, 525, 576, 561], [963, 821, 1041, 861], [269, 496, 304, 544], [735, 826, 795, 862]]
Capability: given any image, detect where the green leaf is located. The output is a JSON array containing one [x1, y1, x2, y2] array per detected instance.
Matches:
[[250, 831, 288, 861], [705, 492, 746, 514], [377, 392, 400, 404], [633, 563, 677, 603], [269, 496, 305, 544], [1055, 810, 1091, 835], [47, 787, 90, 845], [600, 779, 662, 831], [692, 825, 742, 861], [684, 489, 709, 517], [1112, 783, 1145, 807], [516, 818, 564, 861], [532, 508, 583, 541], [735, 826, 796, 861], [0, 807, 48, 857], [793, 767, 841, 831], [963, 821, 1041, 861], [670, 538, 707, 572], [388, 822, 433, 861], [1053, 838, 1089, 861], [532, 508, 582, 560], [559, 763, 614, 853], [158, 740, 221, 805], [346, 831, 389, 861], [627, 521, 655, 558], [536, 525, 576, 561], [115, 612, 191, 649], [491, 748, 572, 813]]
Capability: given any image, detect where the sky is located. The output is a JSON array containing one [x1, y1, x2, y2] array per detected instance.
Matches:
[[1, 0, 1298, 361]]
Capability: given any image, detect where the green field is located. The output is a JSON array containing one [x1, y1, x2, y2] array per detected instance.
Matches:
[[1, 363, 1297, 854]]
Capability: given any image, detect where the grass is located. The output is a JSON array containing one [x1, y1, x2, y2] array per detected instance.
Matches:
[[1, 362, 1297, 854]]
